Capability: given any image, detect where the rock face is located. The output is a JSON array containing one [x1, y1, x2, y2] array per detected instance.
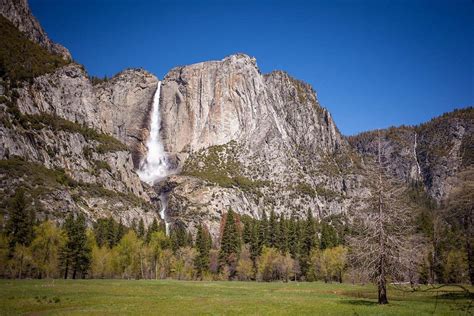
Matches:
[[348, 108, 473, 203], [158, 54, 370, 237], [95, 69, 159, 167], [0, 0, 71, 60], [0, 62, 161, 225], [1, 0, 471, 236]]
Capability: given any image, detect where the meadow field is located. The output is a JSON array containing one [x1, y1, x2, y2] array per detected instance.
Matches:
[[0, 280, 472, 315]]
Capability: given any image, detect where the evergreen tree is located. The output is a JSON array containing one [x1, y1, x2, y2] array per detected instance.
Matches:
[[106, 216, 117, 248], [320, 222, 338, 250], [6, 188, 34, 253], [258, 210, 269, 251], [137, 218, 145, 239], [300, 209, 317, 277], [186, 231, 194, 248], [288, 210, 299, 259], [131, 218, 138, 235], [242, 216, 253, 244], [219, 209, 241, 276], [60, 213, 91, 279], [116, 218, 126, 244], [146, 218, 159, 243], [269, 209, 278, 248], [249, 221, 260, 268], [170, 225, 187, 252], [278, 214, 288, 254], [93, 218, 108, 247], [194, 224, 211, 278]]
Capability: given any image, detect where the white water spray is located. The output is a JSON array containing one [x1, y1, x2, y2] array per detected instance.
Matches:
[[137, 81, 171, 234], [138, 81, 170, 184], [413, 132, 422, 178]]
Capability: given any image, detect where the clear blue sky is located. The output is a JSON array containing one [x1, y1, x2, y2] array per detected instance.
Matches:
[[30, 0, 473, 135]]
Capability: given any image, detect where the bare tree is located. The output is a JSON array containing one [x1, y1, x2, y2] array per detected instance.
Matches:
[[348, 133, 418, 304], [443, 168, 474, 285]]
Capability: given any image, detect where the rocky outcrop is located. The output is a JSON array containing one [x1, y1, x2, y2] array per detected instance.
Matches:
[[0, 17, 161, 226], [348, 108, 473, 203], [158, 54, 369, 235], [95, 69, 158, 167], [0, 0, 71, 60], [15, 64, 101, 129]]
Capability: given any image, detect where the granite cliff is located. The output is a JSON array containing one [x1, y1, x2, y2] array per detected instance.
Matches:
[[0, 0, 472, 237]]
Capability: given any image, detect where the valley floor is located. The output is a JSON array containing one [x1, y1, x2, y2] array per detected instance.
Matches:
[[0, 280, 471, 315]]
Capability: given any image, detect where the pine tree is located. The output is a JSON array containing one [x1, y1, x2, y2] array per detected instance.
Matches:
[[6, 188, 35, 253], [269, 209, 278, 248], [258, 210, 269, 251], [116, 218, 126, 244], [188, 231, 195, 247], [249, 221, 260, 267], [320, 221, 338, 250], [288, 210, 299, 259], [106, 216, 117, 248], [171, 225, 187, 252], [137, 218, 145, 239], [194, 224, 211, 278], [146, 218, 159, 243], [242, 216, 253, 244], [60, 213, 91, 279], [93, 218, 107, 247], [219, 209, 241, 276], [278, 214, 288, 254], [300, 209, 317, 277]]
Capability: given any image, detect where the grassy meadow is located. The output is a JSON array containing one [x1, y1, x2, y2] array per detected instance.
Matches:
[[0, 280, 472, 315]]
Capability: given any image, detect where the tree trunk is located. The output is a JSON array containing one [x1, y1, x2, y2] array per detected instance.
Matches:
[[72, 268, 77, 280], [378, 279, 388, 305], [64, 262, 68, 279]]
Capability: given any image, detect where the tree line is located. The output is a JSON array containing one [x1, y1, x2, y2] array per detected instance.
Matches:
[[0, 184, 471, 289]]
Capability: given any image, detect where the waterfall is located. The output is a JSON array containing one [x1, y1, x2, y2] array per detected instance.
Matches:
[[137, 81, 171, 234], [413, 132, 422, 178]]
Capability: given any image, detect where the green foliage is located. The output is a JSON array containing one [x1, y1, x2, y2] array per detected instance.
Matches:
[[219, 209, 241, 277], [30, 220, 65, 278], [194, 224, 211, 278], [145, 218, 159, 243], [93, 160, 112, 173], [0, 16, 69, 83], [5, 188, 35, 252], [294, 182, 316, 198], [182, 142, 271, 194], [14, 111, 128, 153], [320, 222, 339, 250], [93, 216, 126, 248], [60, 213, 91, 279]]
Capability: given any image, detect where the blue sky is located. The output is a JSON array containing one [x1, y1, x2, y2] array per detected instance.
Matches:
[[30, 0, 473, 135]]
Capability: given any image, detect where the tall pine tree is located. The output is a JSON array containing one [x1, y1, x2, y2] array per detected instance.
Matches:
[[278, 214, 288, 253], [219, 209, 241, 276], [269, 209, 278, 248], [60, 213, 91, 279], [194, 224, 211, 278], [300, 209, 317, 278], [258, 210, 269, 252], [6, 188, 34, 254], [288, 210, 299, 259]]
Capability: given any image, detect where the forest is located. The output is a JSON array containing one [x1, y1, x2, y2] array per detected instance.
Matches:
[[1, 180, 471, 292]]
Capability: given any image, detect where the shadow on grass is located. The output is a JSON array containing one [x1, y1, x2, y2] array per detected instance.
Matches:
[[438, 292, 474, 300], [341, 299, 378, 306]]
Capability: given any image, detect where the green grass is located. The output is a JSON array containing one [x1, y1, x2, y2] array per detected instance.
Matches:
[[0, 280, 471, 315]]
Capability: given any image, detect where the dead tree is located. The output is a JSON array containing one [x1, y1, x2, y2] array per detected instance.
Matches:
[[348, 133, 418, 304]]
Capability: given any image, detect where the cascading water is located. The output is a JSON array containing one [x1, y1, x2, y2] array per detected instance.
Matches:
[[137, 81, 171, 234]]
